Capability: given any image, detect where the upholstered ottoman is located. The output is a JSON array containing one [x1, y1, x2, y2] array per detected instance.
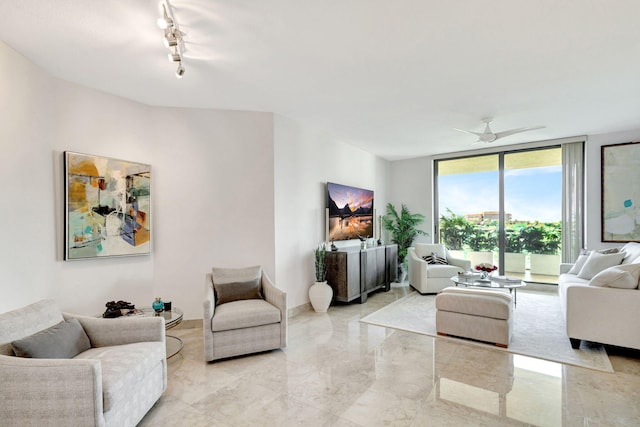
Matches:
[[436, 286, 513, 347]]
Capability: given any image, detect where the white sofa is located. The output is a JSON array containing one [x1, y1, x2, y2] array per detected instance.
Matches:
[[408, 243, 471, 294], [0, 299, 167, 426], [558, 242, 640, 350]]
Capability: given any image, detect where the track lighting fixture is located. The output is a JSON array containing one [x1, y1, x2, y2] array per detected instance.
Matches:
[[176, 62, 185, 79], [168, 49, 181, 62], [158, 0, 186, 79], [157, 15, 173, 30], [163, 32, 178, 48]]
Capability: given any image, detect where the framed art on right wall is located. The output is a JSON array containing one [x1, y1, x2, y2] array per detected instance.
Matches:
[[601, 141, 640, 242]]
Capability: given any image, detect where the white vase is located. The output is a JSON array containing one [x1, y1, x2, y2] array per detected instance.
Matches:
[[309, 281, 333, 312], [397, 264, 408, 283]]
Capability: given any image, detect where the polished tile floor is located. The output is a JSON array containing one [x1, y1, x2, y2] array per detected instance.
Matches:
[[140, 284, 640, 426]]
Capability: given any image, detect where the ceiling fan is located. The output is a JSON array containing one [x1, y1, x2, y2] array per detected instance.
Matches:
[[454, 118, 545, 143]]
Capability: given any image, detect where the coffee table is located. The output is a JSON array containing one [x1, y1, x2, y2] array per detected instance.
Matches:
[[450, 275, 526, 307], [139, 307, 184, 358], [100, 307, 184, 358]]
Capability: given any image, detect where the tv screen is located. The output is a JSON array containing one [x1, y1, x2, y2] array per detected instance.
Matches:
[[327, 182, 374, 241]]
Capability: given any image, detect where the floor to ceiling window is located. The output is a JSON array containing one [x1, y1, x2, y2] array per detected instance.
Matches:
[[435, 146, 562, 284]]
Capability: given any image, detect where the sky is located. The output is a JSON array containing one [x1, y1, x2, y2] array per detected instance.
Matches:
[[438, 165, 562, 223]]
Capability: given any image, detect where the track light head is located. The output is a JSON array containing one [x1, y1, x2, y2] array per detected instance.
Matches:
[[175, 62, 185, 79], [168, 51, 181, 62], [157, 16, 173, 29], [163, 35, 178, 48]]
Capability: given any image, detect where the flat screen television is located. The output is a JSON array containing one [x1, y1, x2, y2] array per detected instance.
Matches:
[[327, 182, 374, 241]]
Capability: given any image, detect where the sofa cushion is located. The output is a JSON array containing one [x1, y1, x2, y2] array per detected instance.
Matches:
[[423, 252, 448, 265], [589, 263, 640, 289], [568, 248, 622, 275], [12, 318, 91, 359], [436, 287, 512, 320], [427, 264, 465, 278], [212, 265, 261, 284], [211, 266, 264, 305], [558, 273, 589, 286], [212, 299, 281, 332], [621, 242, 640, 264], [75, 341, 165, 412], [0, 299, 64, 356], [414, 243, 446, 259], [567, 254, 589, 275], [214, 279, 263, 305], [576, 251, 625, 280]]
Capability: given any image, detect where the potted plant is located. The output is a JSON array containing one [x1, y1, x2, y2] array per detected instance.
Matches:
[[438, 208, 472, 259], [309, 243, 332, 312], [504, 224, 526, 273], [382, 203, 428, 282], [522, 222, 562, 276], [466, 223, 497, 267]]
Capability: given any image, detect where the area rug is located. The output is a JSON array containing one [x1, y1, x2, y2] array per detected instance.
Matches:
[[361, 290, 613, 373]]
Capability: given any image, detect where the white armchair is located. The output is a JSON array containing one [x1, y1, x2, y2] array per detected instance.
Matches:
[[408, 243, 471, 294], [0, 299, 167, 426]]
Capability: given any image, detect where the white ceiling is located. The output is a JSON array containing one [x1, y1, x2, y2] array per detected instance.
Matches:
[[2, 0, 640, 160]]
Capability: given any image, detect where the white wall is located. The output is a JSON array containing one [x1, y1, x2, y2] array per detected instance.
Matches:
[[0, 42, 275, 318], [387, 156, 434, 244], [0, 40, 56, 309], [388, 132, 640, 255], [273, 115, 389, 309], [0, 41, 389, 318]]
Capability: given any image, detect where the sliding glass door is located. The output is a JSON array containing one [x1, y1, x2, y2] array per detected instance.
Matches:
[[436, 146, 562, 284]]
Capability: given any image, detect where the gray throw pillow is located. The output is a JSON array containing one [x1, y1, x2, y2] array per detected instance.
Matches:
[[11, 318, 91, 359], [214, 278, 263, 305]]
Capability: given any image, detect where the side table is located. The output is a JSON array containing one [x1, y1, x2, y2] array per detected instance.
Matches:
[[139, 307, 184, 358], [100, 307, 184, 358]]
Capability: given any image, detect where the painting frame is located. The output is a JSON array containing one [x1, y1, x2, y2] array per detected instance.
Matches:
[[64, 151, 151, 260], [601, 141, 640, 242]]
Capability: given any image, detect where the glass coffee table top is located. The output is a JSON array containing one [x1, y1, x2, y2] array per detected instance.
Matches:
[[139, 308, 184, 358], [450, 275, 526, 306], [100, 307, 184, 358], [139, 307, 183, 329]]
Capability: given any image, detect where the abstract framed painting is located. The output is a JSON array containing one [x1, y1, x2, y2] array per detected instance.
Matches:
[[601, 141, 640, 242], [64, 151, 151, 260]]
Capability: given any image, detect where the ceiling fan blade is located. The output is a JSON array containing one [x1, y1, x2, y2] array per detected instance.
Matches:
[[453, 128, 483, 137], [494, 126, 545, 140]]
